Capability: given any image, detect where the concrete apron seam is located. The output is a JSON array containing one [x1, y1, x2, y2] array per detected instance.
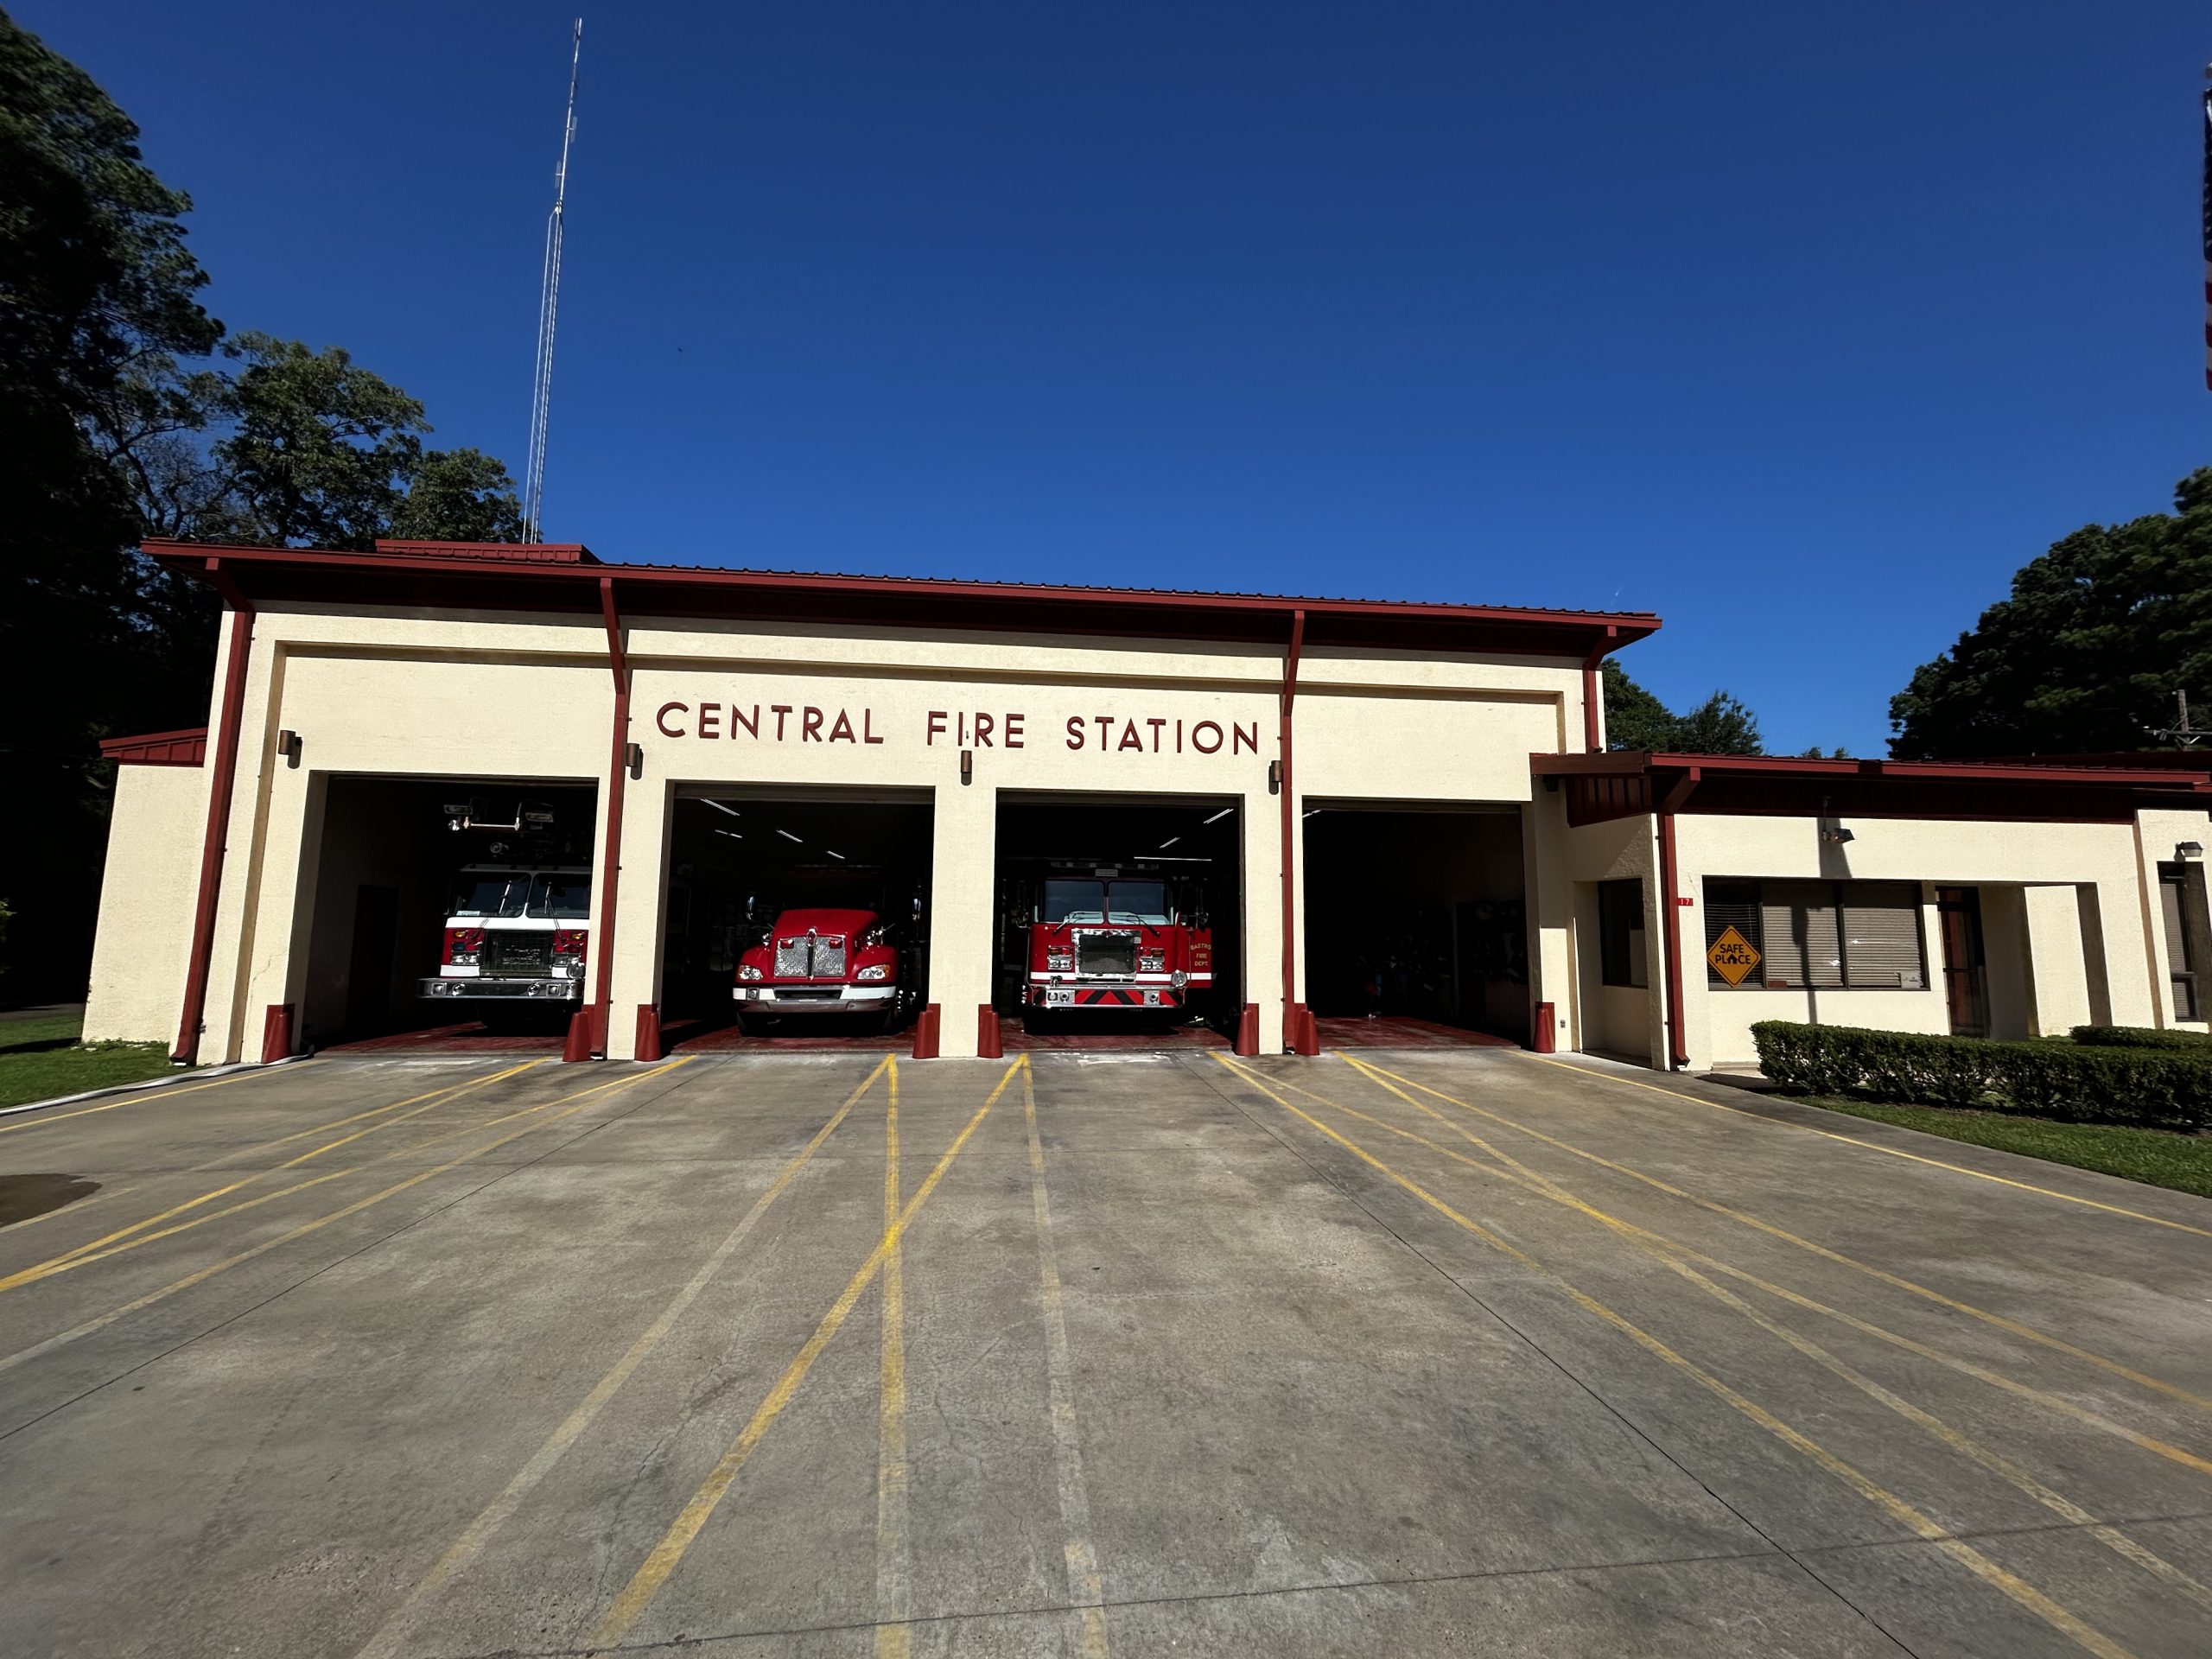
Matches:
[[585, 1057, 1029, 1653], [0, 1058, 549, 1289], [1313, 1056, 2212, 1618], [0, 1052, 321, 1127], [1213, 1054, 2145, 1659], [0, 1057, 540, 1243], [0, 1058, 704, 1451], [0, 1060, 696, 1394], [416, 1540, 1869, 1659], [352, 1053, 895, 1659], [1352, 1054, 2212, 1418], [1522, 1053, 2212, 1243], [1179, 1055, 1814, 1571]]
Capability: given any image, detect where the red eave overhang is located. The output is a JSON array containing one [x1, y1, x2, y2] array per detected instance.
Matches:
[[141, 540, 1662, 661], [100, 727, 208, 766], [1532, 751, 2212, 826]]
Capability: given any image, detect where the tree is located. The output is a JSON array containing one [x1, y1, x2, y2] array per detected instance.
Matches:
[[1602, 658, 1765, 754], [0, 14, 524, 997], [1890, 469, 2212, 759]]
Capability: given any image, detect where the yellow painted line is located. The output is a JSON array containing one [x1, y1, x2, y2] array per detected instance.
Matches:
[[0, 1059, 539, 1240], [0, 1058, 324, 1140], [1213, 1055, 2140, 1659], [590, 1056, 1027, 1651], [0, 1059, 554, 1294], [349, 1053, 890, 1659], [15, 1060, 543, 1278], [1302, 1065, 2212, 1607], [1328, 1059, 2212, 1484], [1350, 1056, 2212, 1417], [1527, 1053, 2212, 1242], [0, 1059, 694, 1377], [1021, 1061, 1110, 1658], [874, 1056, 912, 1659]]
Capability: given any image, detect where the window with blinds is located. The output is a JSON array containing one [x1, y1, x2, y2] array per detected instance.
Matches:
[[1702, 878, 1925, 990]]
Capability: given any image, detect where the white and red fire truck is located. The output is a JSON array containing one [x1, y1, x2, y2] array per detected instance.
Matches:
[[418, 799, 593, 1007], [1003, 861, 1213, 1015]]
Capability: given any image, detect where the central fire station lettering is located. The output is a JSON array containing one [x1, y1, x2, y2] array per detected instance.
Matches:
[[656, 702, 885, 744], [653, 700, 1260, 759]]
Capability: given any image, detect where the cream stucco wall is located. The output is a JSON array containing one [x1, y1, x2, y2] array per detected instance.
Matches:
[[84, 763, 208, 1045], [1670, 813, 2163, 1069], [128, 597, 1592, 1063]]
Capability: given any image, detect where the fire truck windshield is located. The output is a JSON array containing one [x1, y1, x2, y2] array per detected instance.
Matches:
[[449, 872, 589, 918], [1040, 879, 1173, 925]]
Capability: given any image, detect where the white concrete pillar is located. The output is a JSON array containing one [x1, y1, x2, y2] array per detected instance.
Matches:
[[1244, 786, 1287, 1051], [1522, 795, 1574, 1055], [2021, 884, 2093, 1038], [927, 779, 997, 1058]]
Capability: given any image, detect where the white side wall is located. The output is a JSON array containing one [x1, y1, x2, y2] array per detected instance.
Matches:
[[84, 764, 208, 1044]]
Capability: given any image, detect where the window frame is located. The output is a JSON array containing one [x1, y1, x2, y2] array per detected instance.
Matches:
[[1701, 877, 1928, 993]]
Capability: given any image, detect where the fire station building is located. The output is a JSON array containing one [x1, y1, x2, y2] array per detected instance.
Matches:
[[82, 539, 2212, 1070]]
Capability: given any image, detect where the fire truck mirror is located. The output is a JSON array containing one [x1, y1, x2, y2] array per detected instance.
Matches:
[[744, 893, 760, 922], [911, 893, 925, 923]]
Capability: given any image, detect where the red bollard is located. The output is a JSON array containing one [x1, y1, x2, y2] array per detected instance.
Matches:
[[260, 1003, 294, 1064], [634, 1004, 664, 1063], [562, 1009, 594, 1063], [1289, 1002, 1321, 1057], [1234, 1002, 1261, 1057], [911, 1003, 941, 1060], [1531, 1001, 1556, 1054], [976, 1005, 1002, 1059]]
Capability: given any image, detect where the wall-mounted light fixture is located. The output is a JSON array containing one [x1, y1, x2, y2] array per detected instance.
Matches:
[[2179, 841, 2204, 862], [960, 748, 973, 785], [1820, 823, 1854, 845], [1267, 760, 1281, 795], [276, 729, 302, 767], [625, 742, 644, 779]]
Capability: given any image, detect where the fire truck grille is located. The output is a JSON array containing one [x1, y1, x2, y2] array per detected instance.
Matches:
[[1076, 931, 1138, 978], [774, 936, 848, 978], [482, 932, 551, 975]]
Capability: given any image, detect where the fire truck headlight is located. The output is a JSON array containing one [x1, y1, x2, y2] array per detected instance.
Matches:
[[1138, 951, 1166, 973], [737, 963, 764, 982], [855, 963, 891, 982], [1046, 952, 1074, 972]]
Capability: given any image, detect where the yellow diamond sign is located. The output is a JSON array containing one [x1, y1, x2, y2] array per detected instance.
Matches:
[[1707, 925, 1760, 987]]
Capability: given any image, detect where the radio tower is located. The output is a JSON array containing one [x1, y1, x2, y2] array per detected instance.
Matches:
[[522, 18, 583, 545]]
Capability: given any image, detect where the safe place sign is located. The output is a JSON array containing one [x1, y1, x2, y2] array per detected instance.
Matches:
[[1707, 926, 1761, 987]]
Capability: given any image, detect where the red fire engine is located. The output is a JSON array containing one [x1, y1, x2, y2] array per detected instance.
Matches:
[[999, 860, 1214, 1015]]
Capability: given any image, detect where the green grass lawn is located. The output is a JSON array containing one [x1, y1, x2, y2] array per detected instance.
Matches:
[[0, 1014, 181, 1111], [1802, 1096, 2212, 1201]]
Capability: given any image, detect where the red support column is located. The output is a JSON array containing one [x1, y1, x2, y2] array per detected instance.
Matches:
[[588, 576, 631, 1060], [174, 590, 256, 1065], [1278, 609, 1306, 1058]]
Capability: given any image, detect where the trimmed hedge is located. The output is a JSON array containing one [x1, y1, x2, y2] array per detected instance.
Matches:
[[1749, 1021, 2212, 1133], [2069, 1025, 2212, 1053]]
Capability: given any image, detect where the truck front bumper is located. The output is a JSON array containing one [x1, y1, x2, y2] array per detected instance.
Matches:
[[1027, 980, 1185, 1009], [420, 977, 582, 1001], [733, 984, 897, 1012]]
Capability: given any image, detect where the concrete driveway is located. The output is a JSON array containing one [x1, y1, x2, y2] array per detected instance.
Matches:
[[0, 1046, 2207, 1657]]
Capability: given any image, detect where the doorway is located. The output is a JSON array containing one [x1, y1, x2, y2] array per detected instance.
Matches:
[[1936, 887, 1988, 1038]]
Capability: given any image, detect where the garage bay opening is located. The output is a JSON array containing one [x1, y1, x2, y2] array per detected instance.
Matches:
[[1301, 803, 1528, 1047], [994, 793, 1242, 1048], [296, 777, 599, 1050], [658, 788, 932, 1048]]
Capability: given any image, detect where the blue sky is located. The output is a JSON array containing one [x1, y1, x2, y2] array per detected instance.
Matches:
[[31, 2, 2211, 754]]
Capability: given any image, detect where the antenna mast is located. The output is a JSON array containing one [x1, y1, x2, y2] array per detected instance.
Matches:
[[522, 18, 583, 544]]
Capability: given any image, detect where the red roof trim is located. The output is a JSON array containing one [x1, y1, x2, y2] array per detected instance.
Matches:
[[1533, 750, 2212, 827], [100, 727, 208, 766], [142, 540, 1661, 659], [371, 539, 598, 563]]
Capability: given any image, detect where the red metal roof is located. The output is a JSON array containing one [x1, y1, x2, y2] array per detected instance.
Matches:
[[143, 539, 1661, 659], [372, 539, 598, 563], [1533, 750, 2212, 826], [99, 728, 207, 767]]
